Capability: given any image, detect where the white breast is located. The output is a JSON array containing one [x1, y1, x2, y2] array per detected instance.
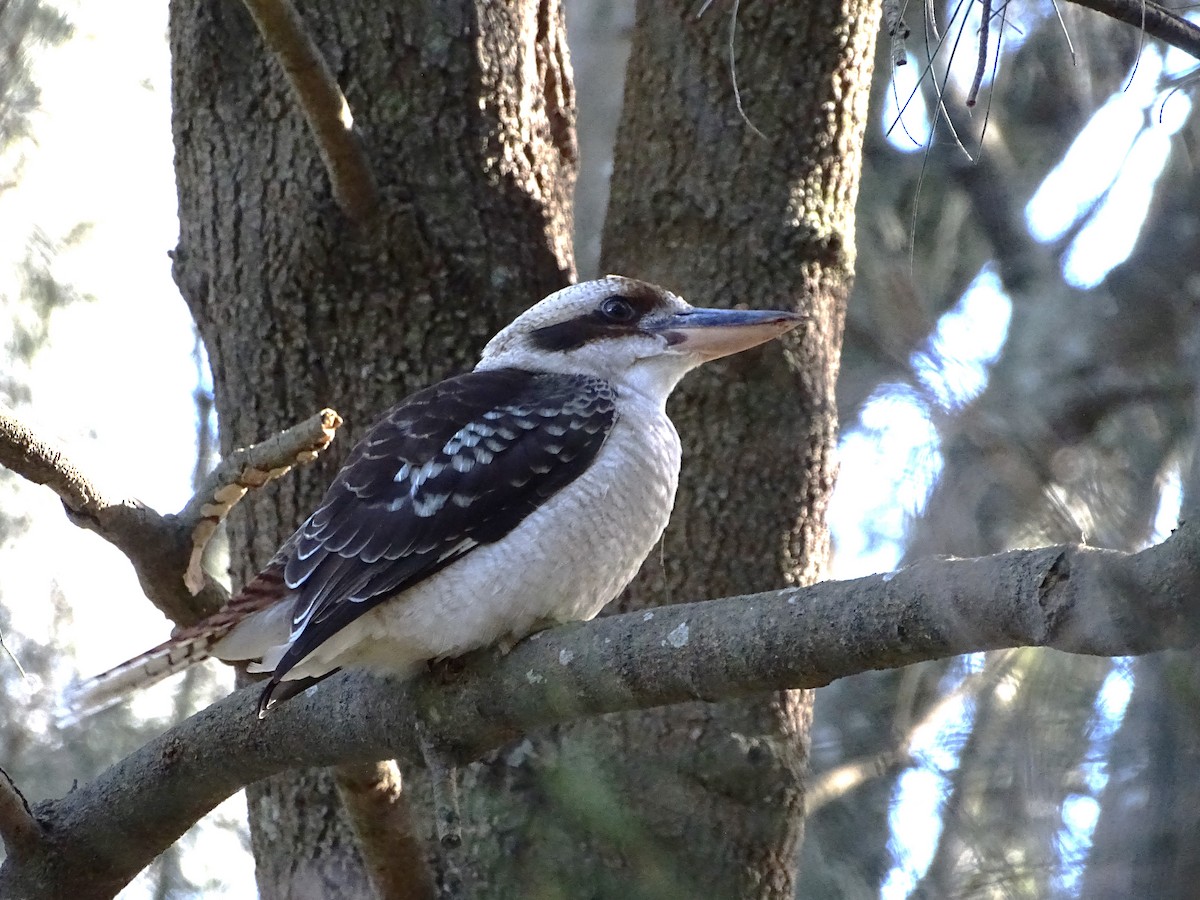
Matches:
[[273, 391, 682, 681]]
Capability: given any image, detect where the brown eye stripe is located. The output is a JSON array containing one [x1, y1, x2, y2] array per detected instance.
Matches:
[[529, 286, 665, 352]]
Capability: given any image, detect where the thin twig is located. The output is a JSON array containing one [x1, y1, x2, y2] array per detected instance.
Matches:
[[1067, 0, 1200, 62], [890, 0, 972, 161], [0, 629, 28, 680], [1159, 64, 1200, 122], [0, 408, 339, 627], [1124, 0, 1148, 92], [1049, 0, 1078, 65], [728, 0, 766, 139], [241, 0, 378, 221], [938, 0, 978, 151], [967, 0, 992, 107], [976, 0, 1007, 148], [178, 408, 341, 593]]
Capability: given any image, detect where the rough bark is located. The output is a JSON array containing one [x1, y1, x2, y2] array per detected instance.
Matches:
[[170, 0, 577, 894], [449, 2, 877, 897]]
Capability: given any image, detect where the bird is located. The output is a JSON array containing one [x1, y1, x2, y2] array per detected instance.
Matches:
[[72, 276, 803, 718]]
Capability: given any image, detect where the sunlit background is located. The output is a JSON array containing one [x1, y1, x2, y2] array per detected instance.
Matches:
[[1, 0, 1197, 896]]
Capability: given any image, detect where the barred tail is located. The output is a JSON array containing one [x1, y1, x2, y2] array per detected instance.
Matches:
[[66, 633, 221, 719], [65, 560, 290, 720]]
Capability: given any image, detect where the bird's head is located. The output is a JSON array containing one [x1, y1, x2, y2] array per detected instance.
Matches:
[[477, 276, 804, 403]]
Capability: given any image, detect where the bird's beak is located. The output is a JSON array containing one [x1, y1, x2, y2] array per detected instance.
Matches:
[[650, 307, 805, 361]]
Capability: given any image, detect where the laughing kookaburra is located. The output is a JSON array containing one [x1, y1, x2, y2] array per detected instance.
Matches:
[[75, 277, 802, 717]]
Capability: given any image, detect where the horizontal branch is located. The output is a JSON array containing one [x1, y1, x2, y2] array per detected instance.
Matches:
[[6, 522, 1200, 898], [0, 408, 340, 627], [1067, 0, 1200, 60]]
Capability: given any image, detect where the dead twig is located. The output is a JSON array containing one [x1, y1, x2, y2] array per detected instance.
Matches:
[[0, 407, 340, 627], [967, 0, 992, 107], [1066, 0, 1200, 61], [178, 408, 341, 593]]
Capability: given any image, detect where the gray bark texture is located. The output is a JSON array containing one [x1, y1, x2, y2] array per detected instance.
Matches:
[[563, 2, 878, 898], [170, 0, 576, 896]]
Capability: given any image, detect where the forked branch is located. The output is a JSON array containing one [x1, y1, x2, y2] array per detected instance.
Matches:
[[0, 407, 341, 627]]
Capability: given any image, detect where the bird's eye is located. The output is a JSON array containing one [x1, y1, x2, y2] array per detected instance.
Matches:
[[599, 296, 637, 323]]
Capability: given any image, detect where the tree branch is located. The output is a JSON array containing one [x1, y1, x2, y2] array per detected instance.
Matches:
[[1067, 0, 1200, 60], [0, 408, 341, 627], [805, 748, 911, 815], [241, 0, 378, 221], [334, 761, 436, 900], [0, 768, 40, 858], [178, 408, 342, 592], [5, 523, 1200, 898]]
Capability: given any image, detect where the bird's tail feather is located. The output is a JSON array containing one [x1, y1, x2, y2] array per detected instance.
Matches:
[[65, 633, 219, 719], [64, 561, 292, 720]]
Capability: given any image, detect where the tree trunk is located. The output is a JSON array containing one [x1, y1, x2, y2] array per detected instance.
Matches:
[[447, 3, 878, 897], [170, 0, 577, 894], [171, 0, 878, 894]]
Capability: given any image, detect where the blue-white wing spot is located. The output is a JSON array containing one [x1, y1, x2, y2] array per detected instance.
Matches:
[[413, 492, 449, 517], [267, 369, 620, 698]]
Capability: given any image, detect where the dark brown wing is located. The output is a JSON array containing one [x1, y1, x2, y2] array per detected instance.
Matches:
[[260, 368, 617, 708]]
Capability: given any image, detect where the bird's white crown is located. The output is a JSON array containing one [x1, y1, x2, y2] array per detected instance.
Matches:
[[477, 276, 697, 404]]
